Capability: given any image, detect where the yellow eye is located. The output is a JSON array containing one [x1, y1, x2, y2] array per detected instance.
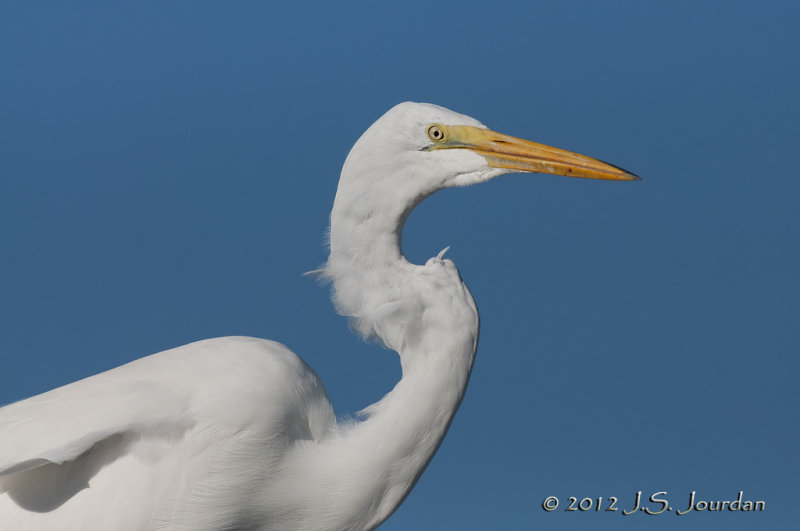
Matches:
[[426, 124, 446, 143]]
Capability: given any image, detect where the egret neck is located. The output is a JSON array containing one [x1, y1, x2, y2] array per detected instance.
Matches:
[[302, 149, 479, 528]]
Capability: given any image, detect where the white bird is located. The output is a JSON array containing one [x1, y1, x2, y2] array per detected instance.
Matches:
[[0, 102, 637, 530]]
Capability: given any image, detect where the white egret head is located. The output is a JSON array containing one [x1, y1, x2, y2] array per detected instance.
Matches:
[[340, 102, 637, 199]]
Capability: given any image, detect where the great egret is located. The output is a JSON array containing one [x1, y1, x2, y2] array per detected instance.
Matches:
[[0, 102, 637, 530]]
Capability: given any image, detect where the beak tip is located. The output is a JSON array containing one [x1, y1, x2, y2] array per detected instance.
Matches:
[[600, 159, 640, 181]]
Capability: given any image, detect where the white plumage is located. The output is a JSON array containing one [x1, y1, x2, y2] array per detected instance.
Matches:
[[0, 102, 636, 530]]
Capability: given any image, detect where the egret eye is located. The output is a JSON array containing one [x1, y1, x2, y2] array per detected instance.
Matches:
[[427, 124, 446, 143]]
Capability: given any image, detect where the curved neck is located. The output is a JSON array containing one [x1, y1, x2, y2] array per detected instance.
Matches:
[[292, 180, 479, 529]]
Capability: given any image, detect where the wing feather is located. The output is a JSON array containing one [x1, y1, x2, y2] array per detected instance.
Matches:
[[0, 367, 193, 477]]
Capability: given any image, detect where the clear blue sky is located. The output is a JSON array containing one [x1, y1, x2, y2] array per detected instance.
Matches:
[[1, 2, 797, 530]]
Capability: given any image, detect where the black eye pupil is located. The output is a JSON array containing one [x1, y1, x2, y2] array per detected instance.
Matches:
[[428, 125, 445, 142]]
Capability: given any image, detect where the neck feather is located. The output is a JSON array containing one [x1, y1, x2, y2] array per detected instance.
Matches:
[[325, 185, 413, 349]]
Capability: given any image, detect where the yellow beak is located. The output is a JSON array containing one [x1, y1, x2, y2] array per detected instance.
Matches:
[[428, 124, 639, 181]]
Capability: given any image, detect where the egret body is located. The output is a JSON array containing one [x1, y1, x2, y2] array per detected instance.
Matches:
[[0, 102, 636, 530]]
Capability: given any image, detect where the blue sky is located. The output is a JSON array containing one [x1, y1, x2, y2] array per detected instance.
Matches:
[[1, 2, 797, 529]]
